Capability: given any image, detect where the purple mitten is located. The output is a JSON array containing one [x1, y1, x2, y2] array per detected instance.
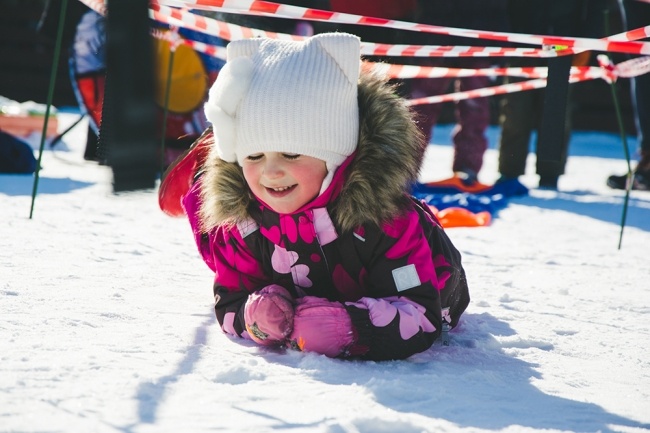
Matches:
[[287, 296, 355, 358], [244, 285, 294, 346]]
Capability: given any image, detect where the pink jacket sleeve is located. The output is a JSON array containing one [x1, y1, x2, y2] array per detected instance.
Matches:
[[182, 181, 268, 338]]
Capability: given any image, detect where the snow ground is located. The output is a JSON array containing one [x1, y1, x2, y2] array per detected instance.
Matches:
[[1, 112, 649, 433]]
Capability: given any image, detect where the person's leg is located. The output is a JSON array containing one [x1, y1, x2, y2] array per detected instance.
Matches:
[[558, 85, 574, 176], [607, 70, 650, 190], [535, 54, 572, 189], [452, 73, 490, 180], [498, 85, 537, 179], [632, 65, 650, 188], [626, 0, 650, 167], [633, 72, 650, 165], [607, 0, 650, 190]]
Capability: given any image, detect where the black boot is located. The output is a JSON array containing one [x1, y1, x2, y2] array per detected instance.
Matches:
[[607, 170, 650, 191], [538, 174, 559, 190], [607, 154, 650, 191]]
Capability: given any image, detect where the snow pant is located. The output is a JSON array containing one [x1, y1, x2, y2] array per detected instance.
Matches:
[[408, 58, 491, 175], [619, 0, 650, 161], [498, 60, 573, 179]]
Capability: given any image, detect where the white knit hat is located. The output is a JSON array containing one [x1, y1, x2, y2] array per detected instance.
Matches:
[[204, 33, 361, 175]]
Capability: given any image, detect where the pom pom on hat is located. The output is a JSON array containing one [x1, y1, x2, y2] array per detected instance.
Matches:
[[204, 57, 254, 162], [204, 33, 361, 172]]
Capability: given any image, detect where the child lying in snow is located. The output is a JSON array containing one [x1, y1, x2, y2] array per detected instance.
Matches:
[[180, 33, 470, 360]]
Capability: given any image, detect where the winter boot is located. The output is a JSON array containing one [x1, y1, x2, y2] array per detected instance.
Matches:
[[607, 153, 650, 191]]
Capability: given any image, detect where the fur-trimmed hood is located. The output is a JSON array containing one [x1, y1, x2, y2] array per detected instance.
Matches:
[[198, 68, 425, 233]]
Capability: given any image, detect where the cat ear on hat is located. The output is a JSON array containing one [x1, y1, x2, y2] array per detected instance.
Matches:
[[312, 33, 361, 86]]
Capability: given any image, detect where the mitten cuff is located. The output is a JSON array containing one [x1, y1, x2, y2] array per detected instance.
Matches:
[[345, 305, 372, 357]]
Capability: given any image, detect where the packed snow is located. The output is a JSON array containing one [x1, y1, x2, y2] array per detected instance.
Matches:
[[1, 111, 649, 433]]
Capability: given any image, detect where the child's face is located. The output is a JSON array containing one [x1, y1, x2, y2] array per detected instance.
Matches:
[[242, 152, 328, 214]]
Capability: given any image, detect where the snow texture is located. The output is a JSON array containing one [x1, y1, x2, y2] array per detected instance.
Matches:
[[1, 111, 649, 433]]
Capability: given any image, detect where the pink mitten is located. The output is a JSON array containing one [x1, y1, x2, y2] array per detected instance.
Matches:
[[287, 296, 355, 358], [244, 285, 295, 346]]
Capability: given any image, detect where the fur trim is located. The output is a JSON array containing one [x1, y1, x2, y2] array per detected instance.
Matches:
[[198, 69, 425, 233], [332, 70, 425, 231], [198, 148, 253, 233]]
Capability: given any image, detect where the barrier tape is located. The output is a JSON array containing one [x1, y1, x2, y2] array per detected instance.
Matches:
[[149, 25, 560, 79], [152, 0, 650, 55], [368, 64, 602, 80], [150, 27, 601, 81], [597, 54, 650, 83], [148, 21, 626, 83], [149, 24, 649, 106], [77, 0, 650, 106], [147, 10, 650, 105], [362, 44, 562, 59], [150, 4, 576, 59], [148, 13, 650, 82], [607, 55, 650, 78], [82, 0, 649, 59], [151, 3, 301, 42], [404, 55, 650, 105], [150, 3, 650, 63], [406, 79, 544, 106], [152, 27, 229, 58]]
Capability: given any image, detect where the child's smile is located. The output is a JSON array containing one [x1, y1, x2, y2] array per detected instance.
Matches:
[[268, 185, 296, 194], [266, 184, 297, 196]]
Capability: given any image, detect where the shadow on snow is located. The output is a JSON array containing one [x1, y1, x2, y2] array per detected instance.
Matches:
[[128, 311, 650, 433], [0, 174, 94, 196], [517, 190, 650, 232]]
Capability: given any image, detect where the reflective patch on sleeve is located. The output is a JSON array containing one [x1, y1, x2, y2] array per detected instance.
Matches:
[[392, 264, 421, 292], [313, 207, 338, 245], [237, 218, 259, 238]]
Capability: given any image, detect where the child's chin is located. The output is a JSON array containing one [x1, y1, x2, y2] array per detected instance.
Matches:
[[266, 197, 307, 214], [268, 203, 300, 214]]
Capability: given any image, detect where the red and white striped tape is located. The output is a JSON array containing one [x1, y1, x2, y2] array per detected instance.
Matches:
[[406, 79, 549, 106], [362, 44, 561, 59], [153, 0, 650, 55], [80, 0, 650, 59], [149, 25, 638, 81], [151, 4, 576, 59], [151, 3, 650, 62], [404, 55, 650, 105], [611, 55, 650, 78], [76, 0, 650, 105], [148, 29, 614, 83], [148, 25, 648, 105], [396, 67, 596, 106], [150, 3, 300, 42], [367, 63, 609, 81], [597, 54, 650, 83], [152, 27, 229, 58]]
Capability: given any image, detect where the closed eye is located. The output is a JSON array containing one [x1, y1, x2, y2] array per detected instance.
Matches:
[[246, 154, 264, 161], [282, 153, 300, 160]]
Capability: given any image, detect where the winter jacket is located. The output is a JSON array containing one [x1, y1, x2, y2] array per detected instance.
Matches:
[[182, 70, 470, 360]]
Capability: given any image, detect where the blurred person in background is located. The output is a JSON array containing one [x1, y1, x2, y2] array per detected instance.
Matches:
[[496, 0, 610, 190], [606, 0, 650, 191]]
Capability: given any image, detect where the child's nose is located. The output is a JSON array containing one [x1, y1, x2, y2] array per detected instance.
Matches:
[[263, 158, 284, 178]]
